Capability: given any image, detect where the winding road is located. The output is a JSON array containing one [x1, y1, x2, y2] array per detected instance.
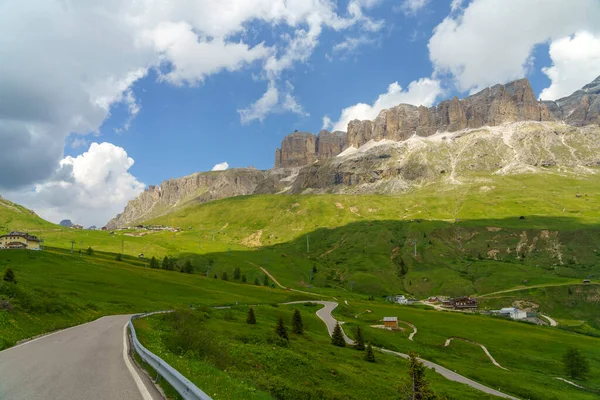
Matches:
[[444, 337, 508, 370], [284, 301, 519, 400], [0, 315, 161, 400]]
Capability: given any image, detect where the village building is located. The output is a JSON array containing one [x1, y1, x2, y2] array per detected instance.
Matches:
[[394, 294, 408, 304], [496, 307, 527, 320], [441, 296, 478, 310], [0, 232, 42, 250], [383, 317, 398, 330]]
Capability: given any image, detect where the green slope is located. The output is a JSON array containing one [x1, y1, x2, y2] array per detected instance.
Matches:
[[0, 195, 56, 232]]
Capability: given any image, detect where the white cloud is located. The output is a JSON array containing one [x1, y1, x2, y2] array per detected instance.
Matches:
[[450, 0, 464, 12], [7, 143, 145, 227], [322, 116, 333, 130], [428, 0, 600, 93], [400, 0, 430, 15], [331, 35, 377, 58], [0, 0, 385, 191], [239, 82, 280, 124], [539, 31, 600, 100], [211, 162, 230, 171], [329, 78, 443, 132]]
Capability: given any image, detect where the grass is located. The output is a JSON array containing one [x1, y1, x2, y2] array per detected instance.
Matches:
[[133, 305, 500, 400], [334, 300, 600, 400], [0, 250, 309, 349]]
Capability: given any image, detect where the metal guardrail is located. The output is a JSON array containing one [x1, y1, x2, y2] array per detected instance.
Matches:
[[129, 312, 212, 400]]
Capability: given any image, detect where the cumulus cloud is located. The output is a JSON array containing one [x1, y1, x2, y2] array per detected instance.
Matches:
[[211, 162, 230, 171], [322, 116, 333, 130], [0, 0, 384, 192], [428, 0, 600, 93], [328, 78, 443, 132], [7, 143, 145, 227], [539, 31, 600, 100], [239, 81, 308, 124]]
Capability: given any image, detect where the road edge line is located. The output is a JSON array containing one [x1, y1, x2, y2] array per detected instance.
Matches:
[[123, 321, 154, 400]]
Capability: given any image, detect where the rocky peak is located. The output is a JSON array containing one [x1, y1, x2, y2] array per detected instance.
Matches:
[[543, 75, 600, 126], [274, 130, 346, 168]]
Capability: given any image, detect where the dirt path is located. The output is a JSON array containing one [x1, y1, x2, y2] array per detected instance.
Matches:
[[444, 337, 508, 370], [540, 314, 558, 327], [479, 282, 599, 298], [283, 301, 519, 400], [398, 320, 417, 341], [245, 261, 326, 298]]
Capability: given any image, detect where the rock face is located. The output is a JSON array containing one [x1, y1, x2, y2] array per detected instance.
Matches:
[[106, 168, 289, 229], [346, 79, 555, 147], [543, 75, 600, 126], [59, 220, 73, 227], [275, 130, 346, 168]]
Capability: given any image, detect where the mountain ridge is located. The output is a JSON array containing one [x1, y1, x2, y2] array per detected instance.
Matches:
[[107, 76, 600, 228]]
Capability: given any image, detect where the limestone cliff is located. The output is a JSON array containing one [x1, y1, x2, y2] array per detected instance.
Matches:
[[274, 130, 346, 168], [543, 75, 600, 126]]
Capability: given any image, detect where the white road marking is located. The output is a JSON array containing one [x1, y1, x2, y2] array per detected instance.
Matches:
[[123, 322, 153, 400]]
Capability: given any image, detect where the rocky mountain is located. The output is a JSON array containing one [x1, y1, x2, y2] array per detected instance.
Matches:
[[108, 76, 600, 227], [274, 130, 346, 168], [59, 219, 73, 227], [542, 75, 600, 126], [106, 168, 289, 229]]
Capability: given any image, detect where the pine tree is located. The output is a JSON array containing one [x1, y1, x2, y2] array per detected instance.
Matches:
[[162, 256, 170, 270], [86, 246, 94, 256], [398, 352, 436, 400], [3, 268, 16, 284], [221, 272, 228, 281], [181, 260, 193, 274], [149, 256, 159, 269], [233, 267, 241, 280], [115, 253, 122, 261], [246, 307, 256, 324], [563, 347, 590, 379], [354, 325, 365, 350], [312, 265, 318, 274], [275, 316, 289, 340], [291, 309, 303, 334], [365, 343, 375, 362], [241, 274, 247, 283], [254, 277, 260, 286], [331, 322, 345, 347], [213, 273, 218, 279], [263, 275, 270, 286]]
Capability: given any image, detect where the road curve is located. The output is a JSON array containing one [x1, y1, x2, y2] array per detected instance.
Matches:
[[283, 301, 519, 400], [540, 314, 558, 327], [0, 315, 161, 400]]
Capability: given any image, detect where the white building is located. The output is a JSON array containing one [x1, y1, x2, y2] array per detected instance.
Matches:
[[498, 307, 527, 320], [394, 295, 408, 305]]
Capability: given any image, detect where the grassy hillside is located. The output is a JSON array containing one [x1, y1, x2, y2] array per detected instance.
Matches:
[[0, 195, 56, 232], [0, 249, 306, 349], [134, 305, 500, 400]]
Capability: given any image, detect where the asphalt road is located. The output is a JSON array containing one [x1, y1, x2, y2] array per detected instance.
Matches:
[[284, 300, 520, 400], [0, 315, 162, 400]]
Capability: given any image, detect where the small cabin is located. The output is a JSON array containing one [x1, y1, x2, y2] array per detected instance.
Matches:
[[383, 316, 398, 330], [583, 279, 591, 284]]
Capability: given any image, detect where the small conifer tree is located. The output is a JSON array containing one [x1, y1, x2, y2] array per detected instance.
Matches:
[[263, 275, 270, 286], [331, 322, 346, 347], [86, 246, 94, 256], [242, 274, 247, 283], [214, 273, 218, 279], [398, 352, 435, 400], [233, 267, 241, 280], [355, 325, 365, 350], [221, 272, 228, 281], [291, 309, 303, 334], [246, 307, 257, 324], [149, 256, 159, 269], [365, 343, 375, 362], [115, 253, 122, 261], [275, 316, 289, 340], [254, 277, 260, 286], [3, 268, 16, 284]]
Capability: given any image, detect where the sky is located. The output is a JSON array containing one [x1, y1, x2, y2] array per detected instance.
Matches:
[[1, 0, 600, 227]]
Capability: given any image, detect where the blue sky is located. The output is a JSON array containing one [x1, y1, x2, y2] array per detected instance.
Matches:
[[2, 0, 599, 225]]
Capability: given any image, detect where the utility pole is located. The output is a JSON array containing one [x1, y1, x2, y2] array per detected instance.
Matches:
[[206, 265, 211, 277], [306, 235, 310, 253], [414, 241, 417, 257], [70, 240, 75, 253]]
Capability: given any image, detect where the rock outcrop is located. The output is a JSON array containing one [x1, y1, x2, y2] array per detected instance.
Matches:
[[543, 75, 600, 126], [106, 168, 289, 229], [346, 79, 555, 147], [275, 130, 346, 168]]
